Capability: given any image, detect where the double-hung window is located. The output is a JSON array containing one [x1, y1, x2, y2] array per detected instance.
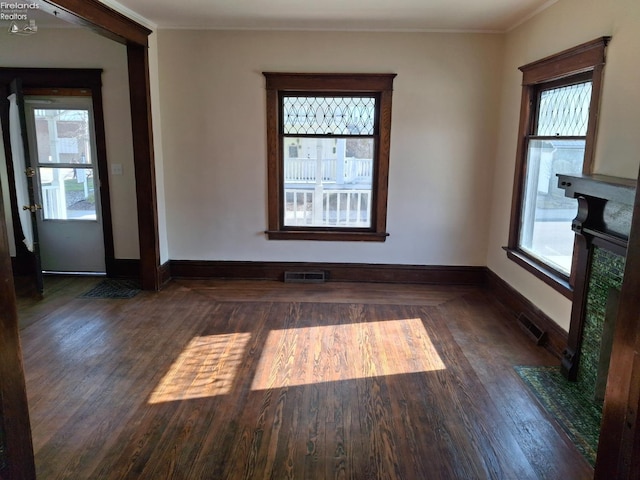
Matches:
[[507, 38, 609, 296], [263, 73, 395, 241]]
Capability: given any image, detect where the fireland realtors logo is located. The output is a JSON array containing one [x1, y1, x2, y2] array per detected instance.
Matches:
[[1, 2, 39, 35]]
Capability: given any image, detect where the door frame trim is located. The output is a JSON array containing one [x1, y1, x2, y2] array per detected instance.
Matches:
[[0, 3, 156, 477], [42, 0, 160, 289], [0, 68, 115, 276], [9, 0, 160, 289]]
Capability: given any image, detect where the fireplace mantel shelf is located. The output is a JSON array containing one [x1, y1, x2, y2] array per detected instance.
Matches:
[[558, 174, 637, 251], [557, 174, 636, 205], [557, 173, 637, 381]]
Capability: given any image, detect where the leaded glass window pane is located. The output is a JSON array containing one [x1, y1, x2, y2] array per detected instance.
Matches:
[[536, 82, 592, 136], [283, 96, 376, 135]]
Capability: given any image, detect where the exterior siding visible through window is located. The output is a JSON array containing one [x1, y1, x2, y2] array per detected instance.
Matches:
[[506, 38, 610, 297], [263, 73, 396, 242]]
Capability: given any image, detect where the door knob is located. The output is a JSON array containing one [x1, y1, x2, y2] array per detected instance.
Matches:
[[22, 204, 42, 213]]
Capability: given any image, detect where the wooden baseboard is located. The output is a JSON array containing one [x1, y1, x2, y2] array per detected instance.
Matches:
[[485, 268, 567, 359], [169, 260, 486, 285], [11, 255, 35, 276], [159, 261, 171, 287], [107, 259, 140, 279]]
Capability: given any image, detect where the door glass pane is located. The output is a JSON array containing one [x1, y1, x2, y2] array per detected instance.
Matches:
[[519, 139, 584, 274], [283, 137, 373, 227], [40, 167, 96, 220], [33, 108, 92, 164]]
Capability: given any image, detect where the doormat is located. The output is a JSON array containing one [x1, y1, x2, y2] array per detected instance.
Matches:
[[515, 365, 602, 466], [79, 279, 141, 299]]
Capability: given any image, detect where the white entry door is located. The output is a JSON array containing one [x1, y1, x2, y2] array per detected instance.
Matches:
[[24, 95, 105, 273]]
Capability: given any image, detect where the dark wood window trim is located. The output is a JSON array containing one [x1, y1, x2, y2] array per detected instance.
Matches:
[[504, 247, 573, 299], [263, 73, 396, 242], [506, 37, 610, 294]]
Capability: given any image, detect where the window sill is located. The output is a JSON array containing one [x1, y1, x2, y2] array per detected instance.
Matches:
[[266, 230, 389, 242], [503, 247, 573, 300]]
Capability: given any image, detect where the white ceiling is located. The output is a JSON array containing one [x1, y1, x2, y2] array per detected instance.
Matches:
[[102, 0, 557, 32]]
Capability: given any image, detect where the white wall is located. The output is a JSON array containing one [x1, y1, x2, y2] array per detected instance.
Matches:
[[0, 27, 140, 260], [157, 30, 504, 264], [487, 0, 640, 331], [148, 31, 170, 264]]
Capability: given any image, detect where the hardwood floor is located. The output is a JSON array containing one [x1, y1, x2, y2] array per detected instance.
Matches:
[[17, 277, 593, 479]]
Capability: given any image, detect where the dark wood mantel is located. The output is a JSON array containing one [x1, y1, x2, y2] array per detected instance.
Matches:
[[559, 174, 636, 203], [557, 174, 636, 380]]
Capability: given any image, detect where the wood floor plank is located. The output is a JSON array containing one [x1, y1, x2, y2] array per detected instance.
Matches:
[[16, 277, 594, 479], [439, 292, 593, 479]]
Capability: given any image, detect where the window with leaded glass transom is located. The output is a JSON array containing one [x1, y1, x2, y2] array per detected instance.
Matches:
[[519, 75, 592, 275], [263, 73, 396, 241], [506, 38, 610, 297]]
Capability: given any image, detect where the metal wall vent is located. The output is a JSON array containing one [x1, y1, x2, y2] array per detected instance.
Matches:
[[517, 312, 546, 345], [284, 271, 326, 283]]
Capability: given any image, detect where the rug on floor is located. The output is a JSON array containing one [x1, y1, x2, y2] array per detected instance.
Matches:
[[515, 365, 602, 467], [79, 279, 141, 299]]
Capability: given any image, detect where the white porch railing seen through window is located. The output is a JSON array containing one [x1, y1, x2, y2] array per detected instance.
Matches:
[[283, 137, 373, 228]]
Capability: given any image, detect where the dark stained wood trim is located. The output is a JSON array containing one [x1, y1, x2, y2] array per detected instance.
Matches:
[[560, 233, 592, 379], [485, 268, 567, 360], [504, 248, 572, 299], [583, 63, 605, 174], [106, 258, 141, 279], [265, 230, 389, 242], [263, 72, 395, 242], [170, 260, 486, 285], [0, 180, 35, 480], [507, 38, 610, 290], [0, 2, 156, 477], [40, 0, 151, 46], [375, 88, 393, 235], [127, 44, 160, 291], [10, 256, 33, 277], [159, 260, 171, 287], [21, 87, 91, 96], [507, 85, 533, 249], [90, 79, 115, 274], [595, 172, 640, 478], [263, 73, 396, 92], [557, 173, 637, 205], [106, 258, 168, 286], [12, 78, 44, 293], [265, 87, 280, 233], [40, 0, 160, 291], [0, 68, 116, 279], [520, 37, 610, 85]]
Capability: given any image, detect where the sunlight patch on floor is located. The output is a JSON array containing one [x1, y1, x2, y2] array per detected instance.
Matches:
[[148, 333, 251, 403], [251, 318, 446, 390]]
